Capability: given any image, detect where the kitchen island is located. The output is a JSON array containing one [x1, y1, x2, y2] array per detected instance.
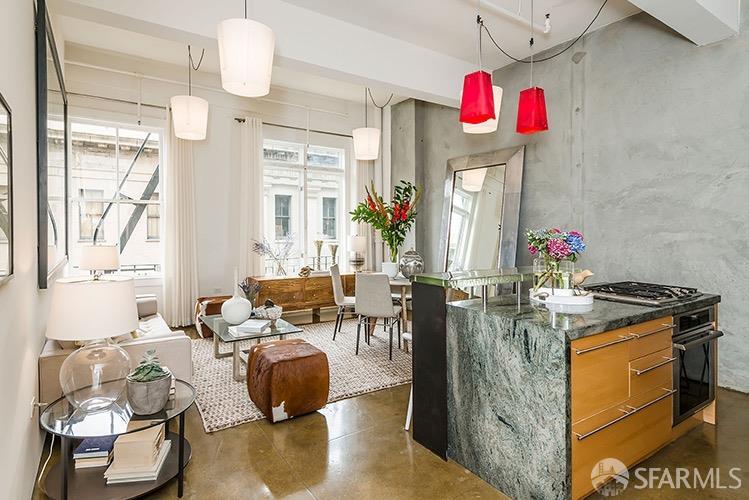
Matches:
[[411, 271, 721, 499]]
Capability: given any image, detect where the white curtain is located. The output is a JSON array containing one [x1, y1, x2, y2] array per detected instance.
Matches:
[[237, 117, 265, 279], [163, 109, 200, 327]]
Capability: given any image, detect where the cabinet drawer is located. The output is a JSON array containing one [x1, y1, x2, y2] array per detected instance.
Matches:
[[571, 328, 635, 423], [629, 348, 674, 397], [571, 387, 673, 499], [629, 317, 673, 360]]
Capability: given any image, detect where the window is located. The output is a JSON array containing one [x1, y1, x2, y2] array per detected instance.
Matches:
[[263, 139, 346, 275], [78, 188, 104, 241], [322, 197, 337, 239], [147, 193, 160, 241], [69, 121, 162, 276], [274, 194, 291, 239]]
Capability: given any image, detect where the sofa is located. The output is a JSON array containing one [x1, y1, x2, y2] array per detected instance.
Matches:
[[38, 294, 193, 405]]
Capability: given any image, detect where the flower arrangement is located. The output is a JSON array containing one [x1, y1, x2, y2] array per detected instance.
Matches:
[[238, 277, 262, 307], [527, 228, 586, 290], [252, 235, 294, 276], [350, 181, 420, 262]]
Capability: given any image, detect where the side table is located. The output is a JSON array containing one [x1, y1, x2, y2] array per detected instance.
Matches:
[[40, 379, 196, 500]]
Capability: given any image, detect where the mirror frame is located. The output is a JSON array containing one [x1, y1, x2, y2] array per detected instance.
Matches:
[[0, 92, 13, 286], [36, 0, 69, 289], [439, 146, 525, 272]]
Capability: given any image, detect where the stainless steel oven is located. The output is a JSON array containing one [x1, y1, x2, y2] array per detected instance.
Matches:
[[672, 307, 723, 425]]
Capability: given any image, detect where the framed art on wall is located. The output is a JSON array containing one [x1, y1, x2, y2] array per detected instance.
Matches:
[[0, 92, 12, 285], [36, 0, 69, 289]]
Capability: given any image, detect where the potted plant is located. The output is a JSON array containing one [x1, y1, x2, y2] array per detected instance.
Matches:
[[351, 181, 420, 277], [126, 349, 172, 415]]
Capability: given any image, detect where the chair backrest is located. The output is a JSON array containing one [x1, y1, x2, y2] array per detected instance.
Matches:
[[330, 264, 345, 305], [355, 273, 395, 317]]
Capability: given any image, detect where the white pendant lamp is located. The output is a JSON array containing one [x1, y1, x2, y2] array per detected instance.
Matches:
[[463, 85, 503, 134], [171, 46, 209, 140], [462, 167, 488, 192], [353, 87, 381, 160], [217, 0, 275, 98]]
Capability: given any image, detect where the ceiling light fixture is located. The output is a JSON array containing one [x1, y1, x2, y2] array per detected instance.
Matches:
[[516, 0, 548, 134], [544, 13, 552, 34], [353, 87, 381, 161], [170, 45, 209, 140], [463, 85, 502, 134], [217, 0, 275, 97], [459, 1, 495, 125]]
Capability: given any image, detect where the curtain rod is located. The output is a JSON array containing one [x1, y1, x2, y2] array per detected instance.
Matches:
[[236, 118, 353, 139], [59, 89, 354, 139]]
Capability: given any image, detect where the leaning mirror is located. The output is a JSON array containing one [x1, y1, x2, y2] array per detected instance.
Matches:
[[36, 0, 69, 288], [0, 92, 12, 284], [439, 146, 525, 273]]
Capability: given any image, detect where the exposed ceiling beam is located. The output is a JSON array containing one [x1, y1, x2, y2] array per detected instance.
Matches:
[[50, 0, 475, 106], [627, 0, 739, 46]]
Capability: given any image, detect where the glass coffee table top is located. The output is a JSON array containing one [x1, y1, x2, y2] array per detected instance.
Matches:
[[202, 315, 303, 343], [40, 379, 196, 439]]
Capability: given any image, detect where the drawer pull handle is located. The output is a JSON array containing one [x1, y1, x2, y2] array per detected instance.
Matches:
[[631, 356, 676, 376], [574, 334, 637, 355], [630, 324, 675, 339], [573, 388, 676, 441]]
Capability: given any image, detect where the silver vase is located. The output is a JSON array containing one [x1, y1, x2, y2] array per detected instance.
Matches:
[[399, 249, 424, 279]]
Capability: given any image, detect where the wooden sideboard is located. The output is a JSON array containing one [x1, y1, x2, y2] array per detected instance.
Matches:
[[255, 274, 356, 322]]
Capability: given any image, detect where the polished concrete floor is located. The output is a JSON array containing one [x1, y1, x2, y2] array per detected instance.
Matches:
[[33, 351, 749, 500]]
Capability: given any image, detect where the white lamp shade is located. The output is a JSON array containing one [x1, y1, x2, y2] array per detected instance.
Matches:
[[79, 245, 120, 271], [349, 235, 367, 253], [217, 18, 275, 97], [463, 86, 503, 134], [462, 167, 488, 192], [46, 276, 139, 341], [353, 127, 380, 160], [170, 95, 209, 140]]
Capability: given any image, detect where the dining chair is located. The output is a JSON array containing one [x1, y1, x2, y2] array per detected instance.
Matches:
[[355, 273, 401, 360], [330, 264, 355, 340], [403, 331, 413, 431]]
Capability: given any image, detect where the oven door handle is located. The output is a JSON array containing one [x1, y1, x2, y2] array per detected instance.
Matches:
[[674, 330, 724, 351]]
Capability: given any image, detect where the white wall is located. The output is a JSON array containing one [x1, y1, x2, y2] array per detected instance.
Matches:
[[0, 3, 59, 499], [63, 44, 376, 296]]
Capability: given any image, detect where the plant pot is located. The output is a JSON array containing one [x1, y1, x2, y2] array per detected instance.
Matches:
[[382, 261, 399, 278], [126, 374, 171, 415]]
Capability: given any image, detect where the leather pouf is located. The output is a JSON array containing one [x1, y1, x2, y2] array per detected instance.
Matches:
[[247, 339, 329, 423]]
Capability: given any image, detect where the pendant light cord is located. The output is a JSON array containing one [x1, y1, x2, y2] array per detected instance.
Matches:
[[187, 45, 205, 96], [478, 0, 608, 64], [477, 0, 483, 71], [529, 0, 534, 86], [367, 88, 394, 111]]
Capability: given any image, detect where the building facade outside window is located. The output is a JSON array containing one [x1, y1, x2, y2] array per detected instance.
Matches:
[[262, 139, 347, 275], [69, 120, 163, 276]]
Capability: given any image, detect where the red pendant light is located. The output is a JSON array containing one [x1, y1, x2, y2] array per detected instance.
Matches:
[[460, 70, 495, 124], [459, 4, 494, 125], [516, 0, 548, 135], [516, 87, 548, 134]]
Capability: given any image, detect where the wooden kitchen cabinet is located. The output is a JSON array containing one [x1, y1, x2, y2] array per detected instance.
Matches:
[[570, 316, 674, 499]]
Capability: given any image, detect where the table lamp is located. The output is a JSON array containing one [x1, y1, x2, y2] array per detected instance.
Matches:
[[46, 276, 138, 412], [79, 244, 120, 279], [348, 235, 366, 272]]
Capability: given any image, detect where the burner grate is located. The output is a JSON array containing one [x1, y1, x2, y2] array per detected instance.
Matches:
[[583, 281, 700, 306]]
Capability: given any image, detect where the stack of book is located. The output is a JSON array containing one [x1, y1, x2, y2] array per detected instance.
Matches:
[[228, 318, 270, 336], [104, 424, 171, 484], [73, 436, 115, 469]]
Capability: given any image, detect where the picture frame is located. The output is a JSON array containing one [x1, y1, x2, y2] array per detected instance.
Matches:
[[0, 91, 13, 285]]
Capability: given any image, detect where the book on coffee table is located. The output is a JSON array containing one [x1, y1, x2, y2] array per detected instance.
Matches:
[[228, 319, 270, 335]]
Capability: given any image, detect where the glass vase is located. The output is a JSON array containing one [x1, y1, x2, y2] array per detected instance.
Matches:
[[533, 256, 575, 292]]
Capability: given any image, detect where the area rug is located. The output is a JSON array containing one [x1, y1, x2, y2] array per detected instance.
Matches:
[[191, 319, 412, 432]]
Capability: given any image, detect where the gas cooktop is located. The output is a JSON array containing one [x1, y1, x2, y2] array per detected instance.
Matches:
[[583, 281, 701, 306]]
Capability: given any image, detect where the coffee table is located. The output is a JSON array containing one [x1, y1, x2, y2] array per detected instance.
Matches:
[[201, 315, 304, 381]]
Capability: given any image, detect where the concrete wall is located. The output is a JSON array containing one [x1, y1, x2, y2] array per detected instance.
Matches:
[[392, 10, 749, 392], [0, 3, 58, 499]]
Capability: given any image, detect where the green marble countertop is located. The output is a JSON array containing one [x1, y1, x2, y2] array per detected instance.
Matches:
[[447, 293, 721, 340], [412, 267, 536, 288]]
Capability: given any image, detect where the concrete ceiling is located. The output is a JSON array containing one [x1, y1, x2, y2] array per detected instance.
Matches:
[[50, 0, 738, 105]]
